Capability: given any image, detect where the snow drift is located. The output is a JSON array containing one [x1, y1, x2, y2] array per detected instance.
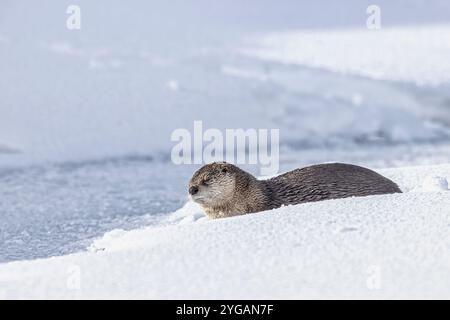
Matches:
[[0, 163, 449, 299], [242, 25, 450, 86]]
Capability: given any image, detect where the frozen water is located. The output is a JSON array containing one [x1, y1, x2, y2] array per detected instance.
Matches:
[[0, 158, 190, 262]]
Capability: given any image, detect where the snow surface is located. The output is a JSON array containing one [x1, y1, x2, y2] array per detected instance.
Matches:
[[2, 0, 450, 263], [2, 0, 450, 297], [2, 2, 450, 167], [421, 176, 449, 191], [1, 163, 449, 299], [242, 25, 450, 86]]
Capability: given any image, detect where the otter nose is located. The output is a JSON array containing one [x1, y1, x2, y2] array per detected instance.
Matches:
[[189, 186, 199, 195]]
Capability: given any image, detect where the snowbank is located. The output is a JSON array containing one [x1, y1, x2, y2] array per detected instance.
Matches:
[[242, 25, 450, 86], [1, 163, 450, 299]]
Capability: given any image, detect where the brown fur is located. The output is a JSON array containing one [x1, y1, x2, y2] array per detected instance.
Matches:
[[189, 162, 401, 219]]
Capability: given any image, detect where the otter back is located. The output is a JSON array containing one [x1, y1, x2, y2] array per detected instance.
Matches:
[[264, 163, 401, 208]]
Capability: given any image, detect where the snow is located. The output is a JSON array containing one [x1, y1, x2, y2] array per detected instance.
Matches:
[[0, 144, 19, 154], [421, 176, 449, 192], [242, 25, 450, 86], [1, 163, 449, 299], [2, 0, 450, 298], [2, 2, 450, 168]]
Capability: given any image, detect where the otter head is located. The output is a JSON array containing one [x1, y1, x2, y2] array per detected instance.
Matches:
[[188, 162, 239, 207]]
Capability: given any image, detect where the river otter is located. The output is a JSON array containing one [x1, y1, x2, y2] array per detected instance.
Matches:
[[188, 162, 401, 219]]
